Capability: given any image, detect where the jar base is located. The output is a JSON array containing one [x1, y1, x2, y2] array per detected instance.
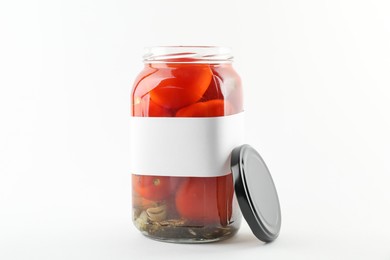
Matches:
[[140, 226, 239, 244]]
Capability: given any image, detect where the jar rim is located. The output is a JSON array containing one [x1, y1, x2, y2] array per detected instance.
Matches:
[[143, 46, 234, 64]]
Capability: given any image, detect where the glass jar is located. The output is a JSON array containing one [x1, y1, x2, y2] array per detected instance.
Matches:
[[130, 46, 244, 243]]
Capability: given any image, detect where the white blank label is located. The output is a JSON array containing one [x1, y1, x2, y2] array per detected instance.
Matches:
[[130, 113, 244, 177]]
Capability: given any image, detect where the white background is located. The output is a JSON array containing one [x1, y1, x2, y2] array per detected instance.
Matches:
[[1, 0, 390, 259]]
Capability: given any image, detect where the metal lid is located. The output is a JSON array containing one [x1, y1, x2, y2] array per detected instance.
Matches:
[[231, 144, 281, 242]]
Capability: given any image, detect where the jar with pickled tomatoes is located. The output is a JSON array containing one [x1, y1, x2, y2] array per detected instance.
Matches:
[[130, 46, 244, 243]]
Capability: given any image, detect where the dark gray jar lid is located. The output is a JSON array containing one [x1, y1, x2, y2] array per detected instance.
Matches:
[[231, 144, 281, 242]]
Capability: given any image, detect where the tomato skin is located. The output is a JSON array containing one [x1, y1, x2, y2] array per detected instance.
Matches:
[[175, 100, 234, 117], [175, 174, 234, 225], [132, 175, 180, 201], [200, 73, 224, 102], [149, 65, 213, 110], [132, 97, 173, 117], [205, 65, 243, 114]]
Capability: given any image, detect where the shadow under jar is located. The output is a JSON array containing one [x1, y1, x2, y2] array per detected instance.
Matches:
[[130, 46, 244, 243]]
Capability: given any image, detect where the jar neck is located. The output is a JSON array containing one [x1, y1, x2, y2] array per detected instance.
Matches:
[[143, 46, 233, 64]]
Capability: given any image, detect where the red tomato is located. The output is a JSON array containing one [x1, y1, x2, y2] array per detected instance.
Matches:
[[149, 65, 213, 110], [207, 65, 243, 114], [132, 175, 180, 201], [200, 74, 224, 102], [132, 96, 173, 117], [131, 66, 159, 100], [175, 100, 234, 117], [175, 174, 234, 225]]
